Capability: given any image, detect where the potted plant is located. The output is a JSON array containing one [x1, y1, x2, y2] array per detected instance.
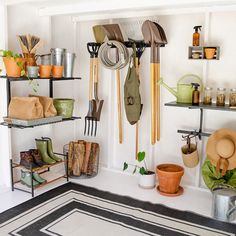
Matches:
[[0, 50, 39, 93], [123, 151, 156, 189], [1, 50, 26, 77]]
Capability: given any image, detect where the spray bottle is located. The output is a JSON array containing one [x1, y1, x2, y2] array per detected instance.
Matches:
[[192, 83, 200, 105], [192, 26, 202, 46]]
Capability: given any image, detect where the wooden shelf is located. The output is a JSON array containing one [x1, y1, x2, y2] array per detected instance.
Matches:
[[12, 159, 65, 172]]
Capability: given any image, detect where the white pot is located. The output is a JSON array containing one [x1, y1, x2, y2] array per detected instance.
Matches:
[[138, 172, 156, 189]]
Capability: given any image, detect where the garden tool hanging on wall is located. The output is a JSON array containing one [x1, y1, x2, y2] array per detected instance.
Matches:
[[98, 24, 129, 143], [84, 43, 104, 137], [142, 20, 167, 145]]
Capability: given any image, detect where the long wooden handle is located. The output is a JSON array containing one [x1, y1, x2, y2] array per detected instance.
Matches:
[[135, 58, 139, 159], [89, 58, 93, 100], [151, 63, 156, 145], [156, 63, 160, 141], [93, 58, 98, 83], [116, 69, 122, 144]]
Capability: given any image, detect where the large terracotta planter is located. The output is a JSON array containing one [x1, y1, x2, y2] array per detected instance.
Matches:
[[3, 57, 25, 77], [156, 164, 184, 194]]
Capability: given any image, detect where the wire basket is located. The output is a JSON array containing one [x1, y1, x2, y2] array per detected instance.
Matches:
[[63, 142, 99, 179]]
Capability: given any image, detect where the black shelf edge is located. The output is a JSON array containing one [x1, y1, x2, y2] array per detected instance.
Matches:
[[177, 129, 211, 137], [0, 76, 82, 81], [87, 40, 165, 48], [0, 116, 81, 129], [165, 101, 236, 112]]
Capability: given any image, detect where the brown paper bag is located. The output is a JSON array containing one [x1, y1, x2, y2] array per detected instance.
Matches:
[[29, 95, 57, 117], [8, 97, 43, 120]]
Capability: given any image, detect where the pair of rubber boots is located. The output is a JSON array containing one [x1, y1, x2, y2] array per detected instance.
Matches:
[[35, 137, 62, 165], [20, 170, 46, 187]]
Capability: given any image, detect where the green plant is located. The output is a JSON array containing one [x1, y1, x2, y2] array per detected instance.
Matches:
[[123, 151, 150, 175], [0, 50, 39, 93]]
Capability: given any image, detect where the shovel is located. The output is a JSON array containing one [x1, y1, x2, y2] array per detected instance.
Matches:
[[142, 20, 167, 144], [102, 24, 125, 144]]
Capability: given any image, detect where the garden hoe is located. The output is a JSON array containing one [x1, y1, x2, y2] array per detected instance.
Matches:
[[142, 20, 167, 144], [102, 24, 125, 144]]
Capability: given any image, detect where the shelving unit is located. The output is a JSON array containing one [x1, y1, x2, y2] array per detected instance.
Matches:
[[10, 152, 69, 197], [165, 101, 236, 139], [1, 75, 81, 196], [188, 46, 220, 60]]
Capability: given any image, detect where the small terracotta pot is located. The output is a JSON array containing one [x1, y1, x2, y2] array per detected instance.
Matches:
[[156, 164, 184, 194], [52, 65, 64, 78], [3, 57, 25, 77], [205, 48, 216, 59], [39, 65, 52, 78]]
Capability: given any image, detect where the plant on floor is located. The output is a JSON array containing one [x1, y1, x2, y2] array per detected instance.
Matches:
[[0, 50, 39, 93], [123, 151, 152, 175]]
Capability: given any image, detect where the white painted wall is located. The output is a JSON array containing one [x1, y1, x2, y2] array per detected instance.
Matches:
[[2, 3, 236, 189]]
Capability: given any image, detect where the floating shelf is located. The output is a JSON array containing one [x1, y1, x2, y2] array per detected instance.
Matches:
[[188, 46, 220, 60], [0, 76, 81, 81], [0, 116, 81, 129], [165, 101, 236, 112]]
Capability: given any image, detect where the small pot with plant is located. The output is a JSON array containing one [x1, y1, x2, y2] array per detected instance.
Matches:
[[123, 151, 156, 189], [1, 50, 26, 77]]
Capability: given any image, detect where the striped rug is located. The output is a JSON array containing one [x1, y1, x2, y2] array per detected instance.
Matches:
[[0, 182, 235, 236]]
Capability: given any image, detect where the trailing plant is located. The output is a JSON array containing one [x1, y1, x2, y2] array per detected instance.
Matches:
[[0, 50, 39, 93], [123, 151, 151, 175]]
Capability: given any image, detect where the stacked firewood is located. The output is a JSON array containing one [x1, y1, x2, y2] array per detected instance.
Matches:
[[68, 141, 99, 177]]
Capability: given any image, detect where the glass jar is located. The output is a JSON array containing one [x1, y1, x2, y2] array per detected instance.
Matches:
[[216, 88, 226, 106], [203, 87, 213, 105], [229, 88, 236, 107]]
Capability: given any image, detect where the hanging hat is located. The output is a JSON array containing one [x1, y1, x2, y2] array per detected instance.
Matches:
[[206, 128, 236, 176]]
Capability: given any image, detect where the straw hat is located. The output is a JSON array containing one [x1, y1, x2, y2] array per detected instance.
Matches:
[[207, 128, 236, 176]]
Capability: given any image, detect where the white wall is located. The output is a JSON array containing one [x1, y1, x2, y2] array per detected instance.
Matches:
[[2, 3, 236, 188]]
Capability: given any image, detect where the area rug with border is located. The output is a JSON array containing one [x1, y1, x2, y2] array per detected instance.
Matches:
[[0, 182, 235, 236]]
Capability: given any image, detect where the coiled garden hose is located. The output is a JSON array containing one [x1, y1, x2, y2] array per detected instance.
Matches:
[[98, 40, 129, 70]]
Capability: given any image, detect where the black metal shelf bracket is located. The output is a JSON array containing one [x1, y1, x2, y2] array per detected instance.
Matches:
[[177, 108, 211, 139]]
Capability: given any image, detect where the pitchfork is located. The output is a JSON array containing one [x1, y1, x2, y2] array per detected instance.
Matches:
[[84, 43, 101, 136]]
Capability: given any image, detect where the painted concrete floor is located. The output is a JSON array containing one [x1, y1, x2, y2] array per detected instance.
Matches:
[[0, 168, 234, 224]]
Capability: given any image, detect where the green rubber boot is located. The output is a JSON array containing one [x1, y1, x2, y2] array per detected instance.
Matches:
[[42, 137, 62, 162], [33, 172, 47, 184], [21, 170, 39, 187], [35, 139, 56, 164]]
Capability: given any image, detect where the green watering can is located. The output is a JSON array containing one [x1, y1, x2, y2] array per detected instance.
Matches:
[[159, 74, 203, 103]]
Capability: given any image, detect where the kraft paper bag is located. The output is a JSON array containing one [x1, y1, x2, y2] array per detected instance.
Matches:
[[8, 97, 44, 120]]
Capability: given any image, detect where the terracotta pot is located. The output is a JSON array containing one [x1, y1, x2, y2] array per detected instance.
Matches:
[[3, 57, 25, 77], [205, 48, 216, 59], [156, 164, 184, 194], [52, 65, 64, 78], [39, 65, 52, 78], [23, 53, 37, 67]]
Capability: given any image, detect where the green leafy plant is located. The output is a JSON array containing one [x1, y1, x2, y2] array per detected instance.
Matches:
[[0, 49, 39, 93], [123, 151, 151, 175]]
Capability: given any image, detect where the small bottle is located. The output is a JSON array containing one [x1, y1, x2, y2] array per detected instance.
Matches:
[[216, 88, 226, 106], [192, 26, 202, 46], [203, 87, 213, 105], [192, 83, 200, 105], [229, 88, 236, 107]]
